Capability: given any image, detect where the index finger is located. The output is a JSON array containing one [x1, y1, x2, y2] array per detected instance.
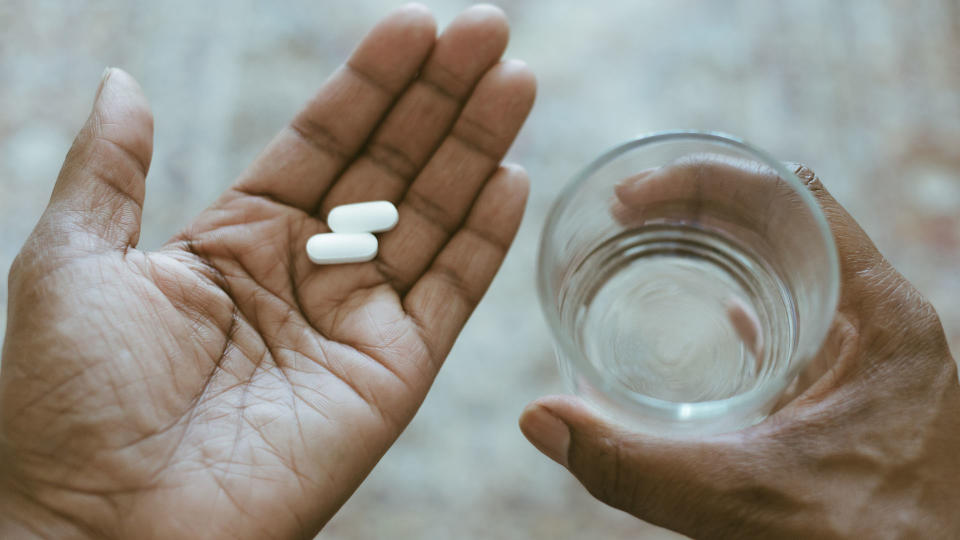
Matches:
[[233, 4, 437, 211], [613, 157, 884, 277]]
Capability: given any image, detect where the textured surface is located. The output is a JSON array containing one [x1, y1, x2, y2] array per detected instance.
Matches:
[[1, 1, 959, 538]]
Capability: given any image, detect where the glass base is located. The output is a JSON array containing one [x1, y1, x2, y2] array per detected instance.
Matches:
[[558, 224, 797, 433]]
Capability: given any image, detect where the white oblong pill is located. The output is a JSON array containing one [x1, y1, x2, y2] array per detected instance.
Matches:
[[306, 233, 378, 265], [327, 201, 399, 233]]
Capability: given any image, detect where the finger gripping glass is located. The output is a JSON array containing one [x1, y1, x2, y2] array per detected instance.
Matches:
[[537, 131, 839, 436]]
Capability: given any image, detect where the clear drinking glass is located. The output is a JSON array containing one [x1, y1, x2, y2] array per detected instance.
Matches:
[[537, 131, 839, 436]]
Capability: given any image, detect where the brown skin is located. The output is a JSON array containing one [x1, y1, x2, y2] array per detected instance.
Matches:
[[521, 163, 960, 539], [0, 4, 535, 538], [4, 4, 956, 537]]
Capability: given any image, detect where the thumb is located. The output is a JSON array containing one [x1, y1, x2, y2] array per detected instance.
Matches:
[[45, 67, 154, 251], [520, 396, 787, 538]]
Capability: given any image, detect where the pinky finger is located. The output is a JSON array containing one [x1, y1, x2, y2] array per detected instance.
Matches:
[[403, 164, 529, 366]]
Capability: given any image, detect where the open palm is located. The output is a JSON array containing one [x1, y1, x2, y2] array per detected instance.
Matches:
[[0, 5, 535, 538]]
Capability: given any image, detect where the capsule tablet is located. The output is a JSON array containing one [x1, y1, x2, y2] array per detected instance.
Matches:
[[306, 233, 378, 264], [327, 201, 399, 233]]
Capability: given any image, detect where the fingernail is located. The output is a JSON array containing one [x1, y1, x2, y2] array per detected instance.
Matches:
[[521, 407, 570, 467], [726, 295, 764, 363], [614, 169, 655, 200], [95, 67, 113, 101]]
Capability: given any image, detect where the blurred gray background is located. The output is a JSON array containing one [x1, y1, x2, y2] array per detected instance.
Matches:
[[1, 1, 958, 538]]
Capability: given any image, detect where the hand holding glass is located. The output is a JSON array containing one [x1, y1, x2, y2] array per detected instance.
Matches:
[[537, 132, 839, 436]]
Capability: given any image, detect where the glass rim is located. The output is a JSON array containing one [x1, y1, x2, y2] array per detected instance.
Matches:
[[536, 129, 841, 424]]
